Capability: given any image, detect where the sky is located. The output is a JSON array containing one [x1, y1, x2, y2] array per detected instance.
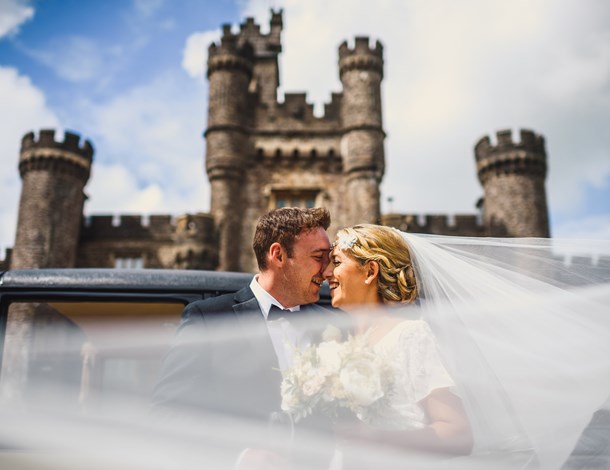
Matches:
[[1, 0, 609, 259]]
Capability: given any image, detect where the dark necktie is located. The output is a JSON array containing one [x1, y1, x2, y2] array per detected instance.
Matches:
[[267, 304, 293, 321]]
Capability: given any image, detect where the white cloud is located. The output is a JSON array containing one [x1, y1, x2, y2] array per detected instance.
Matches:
[[22, 35, 109, 83], [241, 0, 610, 226], [77, 72, 209, 217], [0, 0, 34, 39], [87, 164, 165, 213], [553, 214, 610, 240], [0, 66, 60, 253], [133, 0, 165, 17], [182, 30, 220, 80]]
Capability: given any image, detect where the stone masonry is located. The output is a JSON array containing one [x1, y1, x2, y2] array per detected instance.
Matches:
[[206, 12, 385, 271], [2, 9, 551, 275]]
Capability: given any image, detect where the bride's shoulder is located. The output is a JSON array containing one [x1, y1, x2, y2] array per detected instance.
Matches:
[[382, 318, 433, 344], [395, 318, 431, 333]]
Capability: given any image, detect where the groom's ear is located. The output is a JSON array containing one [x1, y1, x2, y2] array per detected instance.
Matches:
[[269, 242, 285, 266], [365, 261, 380, 284]]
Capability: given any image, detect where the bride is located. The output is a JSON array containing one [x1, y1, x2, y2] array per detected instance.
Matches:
[[322, 224, 473, 456], [320, 224, 610, 469]]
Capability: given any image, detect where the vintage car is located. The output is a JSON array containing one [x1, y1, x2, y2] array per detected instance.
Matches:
[[0, 268, 330, 413], [0, 268, 336, 469]]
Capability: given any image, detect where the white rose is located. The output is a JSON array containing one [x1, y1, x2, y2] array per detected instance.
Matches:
[[316, 341, 343, 374], [302, 374, 325, 397], [281, 388, 300, 411], [322, 324, 342, 342], [339, 360, 384, 407]]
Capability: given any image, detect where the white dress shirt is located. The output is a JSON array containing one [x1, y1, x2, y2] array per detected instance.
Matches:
[[249, 276, 310, 371]]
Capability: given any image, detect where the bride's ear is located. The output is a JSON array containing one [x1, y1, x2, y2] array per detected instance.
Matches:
[[365, 261, 380, 285]]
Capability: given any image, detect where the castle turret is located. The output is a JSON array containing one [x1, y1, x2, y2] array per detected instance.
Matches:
[[475, 129, 550, 237], [238, 10, 283, 106], [339, 37, 385, 225], [205, 28, 254, 271], [11, 129, 93, 269], [2, 129, 93, 403]]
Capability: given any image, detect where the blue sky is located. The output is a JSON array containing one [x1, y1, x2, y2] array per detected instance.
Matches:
[[1, 0, 610, 258]]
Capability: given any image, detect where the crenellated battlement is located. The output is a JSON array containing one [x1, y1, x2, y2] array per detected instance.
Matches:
[[81, 213, 216, 242], [21, 129, 94, 161], [237, 9, 282, 55], [240, 17, 261, 34], [207, 36, 254, 76], [324, 92, 343, 120], [381, 213, 486, 237], [278, 93, 314, 120], [261, 91, 343, 123], [254, 145, 342, 168], [19, 129, 94, 179], [475, 129, 547, 183], [212, 9, 283, 59], [475, 129, 546, 161], [270, 9, 283, 27], [339, 37, 383, 60], [339, 37, 384, 79]]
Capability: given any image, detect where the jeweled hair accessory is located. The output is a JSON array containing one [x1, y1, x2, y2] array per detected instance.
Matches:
[[335, 232, 358, 250]]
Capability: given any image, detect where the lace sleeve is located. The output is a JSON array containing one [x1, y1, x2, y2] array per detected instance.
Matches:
[[399, 320, 455, 403]]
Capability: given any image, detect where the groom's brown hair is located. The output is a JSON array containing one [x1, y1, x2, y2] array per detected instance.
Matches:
[[253, 207, 331, 270]]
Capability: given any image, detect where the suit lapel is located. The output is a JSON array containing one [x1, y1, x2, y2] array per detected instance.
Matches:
[[231, 286, 280, 371]]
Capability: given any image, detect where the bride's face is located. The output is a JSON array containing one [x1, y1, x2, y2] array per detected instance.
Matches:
[[323, 248, 372, 309]]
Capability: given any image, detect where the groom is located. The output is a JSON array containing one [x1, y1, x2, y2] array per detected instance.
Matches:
[[151, 207, 337, 467]]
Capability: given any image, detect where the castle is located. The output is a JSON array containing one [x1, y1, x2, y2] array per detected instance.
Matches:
[[1, 10, 550, 274]]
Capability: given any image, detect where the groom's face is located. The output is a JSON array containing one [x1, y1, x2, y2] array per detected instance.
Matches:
[[281, 227, 331, 307]]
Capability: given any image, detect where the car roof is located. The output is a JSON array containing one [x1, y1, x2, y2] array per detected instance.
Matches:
[[0, 268, 254, 294], [0, 268, 332, 301]]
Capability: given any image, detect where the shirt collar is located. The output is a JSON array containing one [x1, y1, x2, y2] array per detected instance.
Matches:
[[249, 275, 301, 319]]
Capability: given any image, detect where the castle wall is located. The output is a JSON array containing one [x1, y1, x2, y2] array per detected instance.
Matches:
[[254, 92, 342, 132], [78, 214, 218, 270], [381, 213, 486, 237], [239, 154, 346, 272]]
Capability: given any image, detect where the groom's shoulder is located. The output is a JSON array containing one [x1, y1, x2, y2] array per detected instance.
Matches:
[[182, 286, 254, 320]]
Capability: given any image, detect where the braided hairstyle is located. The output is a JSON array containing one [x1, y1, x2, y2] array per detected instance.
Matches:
[[335, 224, 418, 304]]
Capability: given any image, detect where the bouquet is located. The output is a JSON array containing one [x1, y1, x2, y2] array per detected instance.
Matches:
[[280, 326, 394, 422]]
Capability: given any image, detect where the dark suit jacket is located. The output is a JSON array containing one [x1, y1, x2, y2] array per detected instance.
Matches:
[[151, 286, 343, 467], [152, 287, 342, 468]]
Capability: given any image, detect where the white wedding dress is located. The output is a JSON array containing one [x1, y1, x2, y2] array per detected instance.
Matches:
[[365, 319, 455, 431]]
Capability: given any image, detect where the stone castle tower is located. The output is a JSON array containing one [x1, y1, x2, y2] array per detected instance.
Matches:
[[206, 12, 385, 271], [475, 129, 550, 237], [0, 10, 550, 274], [11, 130, 93, 269]]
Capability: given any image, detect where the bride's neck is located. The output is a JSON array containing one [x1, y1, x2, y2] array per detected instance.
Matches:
[[347, 302, 385, 335], [349, 306, 405, 340]]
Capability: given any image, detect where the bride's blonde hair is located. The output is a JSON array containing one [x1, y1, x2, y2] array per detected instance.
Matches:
[[335, 224, 418, 303]]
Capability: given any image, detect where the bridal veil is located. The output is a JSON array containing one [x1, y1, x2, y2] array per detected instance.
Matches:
[[0, 233, 608, 470], [396, 233, 610, 469]]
